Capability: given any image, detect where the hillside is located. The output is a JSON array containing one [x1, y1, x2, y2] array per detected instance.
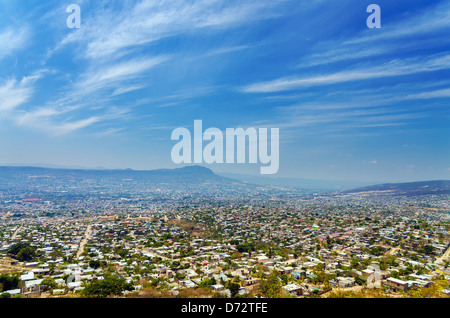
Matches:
[[339, 180, 450, 196], [0, 165, 236, 186]]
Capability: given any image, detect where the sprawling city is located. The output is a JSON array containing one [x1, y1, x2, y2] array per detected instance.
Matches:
[[1, 1, 450, 314], [0, 166, 448, 300]]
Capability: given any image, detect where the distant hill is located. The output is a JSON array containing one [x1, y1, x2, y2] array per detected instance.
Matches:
[[217, 172, 373, 191], [1, 166, 447, 196], [338, 180, 450, 196], [0, 165, 238, 185]]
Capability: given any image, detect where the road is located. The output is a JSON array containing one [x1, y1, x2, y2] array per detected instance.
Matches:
[[11, 223, 23, 239], [384, 236, 410, 256], [435, 244, 450, 265], [76, 224, 92, 259]]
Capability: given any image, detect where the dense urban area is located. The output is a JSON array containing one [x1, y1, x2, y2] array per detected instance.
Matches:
[[0, 167, 449, 299]]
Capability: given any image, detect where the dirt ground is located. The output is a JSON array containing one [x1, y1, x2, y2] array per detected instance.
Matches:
[[0, 257, 25, 274], [435, 246, 450, 265], [321, 285, 404, 298], [76, 224, 93, 259]]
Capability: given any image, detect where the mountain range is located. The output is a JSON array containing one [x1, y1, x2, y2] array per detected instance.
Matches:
[[338, 180, 450, 196], [0, 165, 234, 185], [0, 165, 448, 196]]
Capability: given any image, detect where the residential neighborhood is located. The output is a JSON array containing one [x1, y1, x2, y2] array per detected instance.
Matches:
[[1, 180, 449, 299]]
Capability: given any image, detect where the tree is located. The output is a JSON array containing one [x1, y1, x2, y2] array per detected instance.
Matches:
[[369, 246, 385, 256], [267, 247, 275, 259], [198, 277, 216, 288], [170, 261, 181, 269], [82, 276, 134, 298], [40, 278, 58, 290], [114, 246, 128, 259], [236, 242, 257, 253], [49, 248, 64, 259], [0, 274, 20, 292], [422, 245, 434, 255], [175, 272, 186, 280], [354, 276, 366, 286], [8, 242, 31, 256], [259, 271, 281, 298], [16, 246, 36, 262], [390, 270, 400, 279], [227, 281, 240, 298], [89, 260, 101, 269], [231, 252, 243, 259]]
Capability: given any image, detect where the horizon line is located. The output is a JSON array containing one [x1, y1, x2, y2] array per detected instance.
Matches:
[[0, 163, 448, 185]]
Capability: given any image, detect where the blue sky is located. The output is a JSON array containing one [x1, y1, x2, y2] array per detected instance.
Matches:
[[0, 0, 449, 182]]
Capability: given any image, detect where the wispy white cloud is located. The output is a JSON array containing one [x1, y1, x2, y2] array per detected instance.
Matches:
[[298, 47, 390, 68], [295, 2, 450, 70], [202, 45, 250, 57], [403, 88, 450, 100], [15, 104, 130, 136], [14, 105, 96, 135], [49, 117, 102, 136], [0, 27, 29, 61], [11, 56, 167, 134], [112, 85, 146, 97], [0, 80, 33, 113], [57, 0, 285, 61], [75, 56, 168, 96], [194, 1, 283, 28], [93, 127, 125, 138], [241, 54, 450, 93], [9, 0, 289, 136], [0, 71, 45, 114]]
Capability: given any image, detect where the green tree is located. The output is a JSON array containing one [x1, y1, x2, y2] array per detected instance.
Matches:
[[7, 242, 31, 256], [175, 272, 186, 280], [40, 278, 58, 290], [259, 271, 281, 298], [422, 245, 434, 255], [89, 260, 101, 269], [199, 277, 217, 288], [16, 246, 36, 262], [267, 247, 275, 259], [114, 246, 128, 259], [354, 276, 366, 286], [228, 281, 240, 298], [82, 276, 134, 298], [390, 270, 400, 279], [0, 274, 20, 292], [280, 274, 289, 285], [170, 261, 181, 269], [369, 246, 385, 256]]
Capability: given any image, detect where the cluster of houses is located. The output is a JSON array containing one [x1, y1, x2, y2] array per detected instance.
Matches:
[[0, 190, 449, 298]]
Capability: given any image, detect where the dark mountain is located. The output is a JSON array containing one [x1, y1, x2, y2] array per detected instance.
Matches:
[[338, 180, 450, 196], [0, 165, 237, 185]]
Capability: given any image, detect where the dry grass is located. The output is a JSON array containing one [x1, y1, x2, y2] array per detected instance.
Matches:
[[126, 286, 214, 298], [125, 287, 177, 298], [176, 287, 214, 298], [324, 287, 399, 298], [168, 219, 205, 238], [0, 257, 25, 275]]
